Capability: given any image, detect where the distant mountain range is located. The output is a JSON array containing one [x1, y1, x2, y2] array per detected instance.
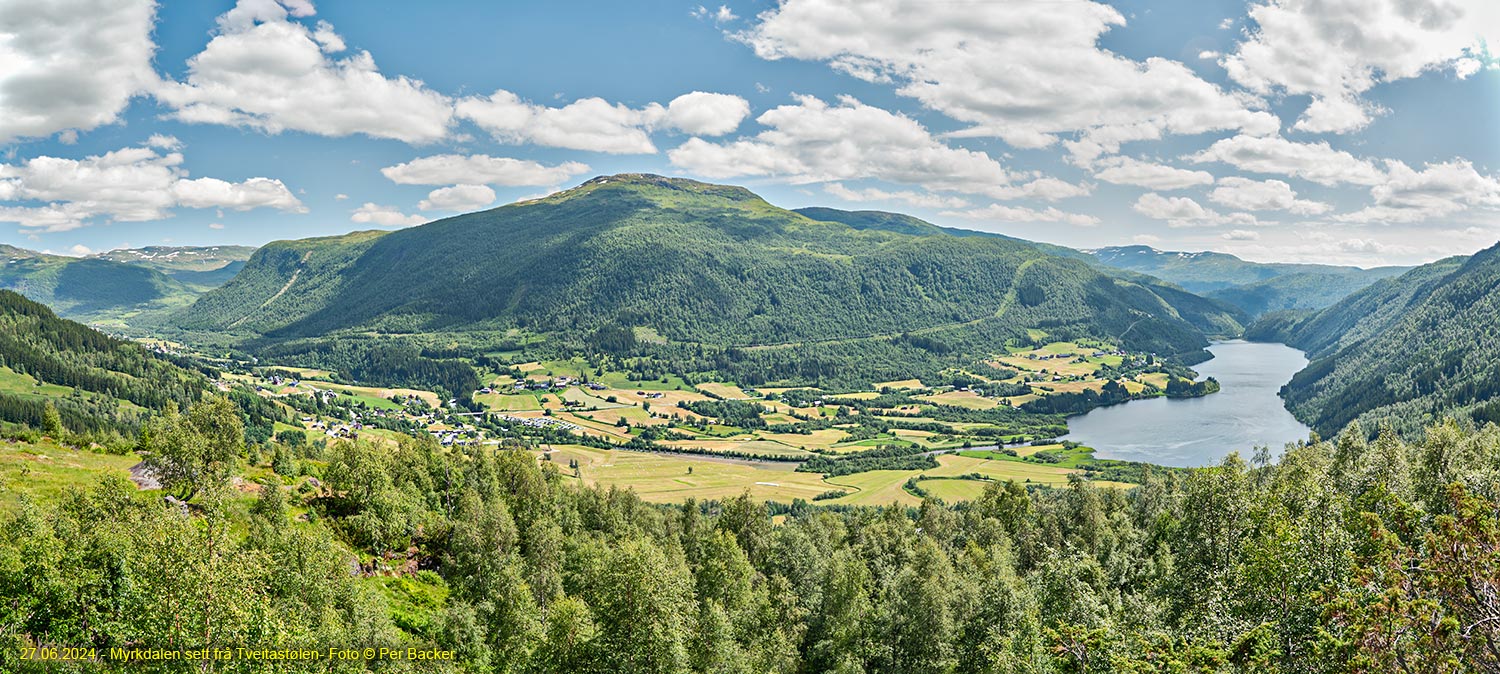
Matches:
[[0, 244, 254, 328], [1084, 245, 1408, 317]]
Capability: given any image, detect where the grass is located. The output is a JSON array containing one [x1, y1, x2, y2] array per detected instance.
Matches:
[[475, 392, 542, 412], [544, 445, 831, 502], [696, 382, 750, 399], [823, 453, 1101, 506], [0, 441, 140, 512], [917, 390, 998, 410], [658, 439, 811, 458], [873, 378, 925, 390], [561, 387, 629, 410], [753, 428, 851, 451]]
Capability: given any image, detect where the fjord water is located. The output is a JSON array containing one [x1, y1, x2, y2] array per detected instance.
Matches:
[[1063, 340, 1312, 467]]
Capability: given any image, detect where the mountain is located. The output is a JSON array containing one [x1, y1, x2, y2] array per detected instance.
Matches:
[[92, 245, 256, 289], [175, 174, 1242, 375], [1086, 245, 1406, 317], [0, 290, 208, 435], [1246, 244, 1500, 437], [0, 245, 197, 319], [0, 244, 257, 328]]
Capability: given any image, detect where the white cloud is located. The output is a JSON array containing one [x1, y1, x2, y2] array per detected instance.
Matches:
[[1132, 193, 1257, 228], [1091, 157, 1214, 190], [418, 184, 495, 212], [67, 244, 94, 256], [666, 92, 751, 136], [0, 142, 304, 231], [381, 154, 590, 186], [941, 204, 1101, 227], [0, 0, 159, 143], [1222, 229, 1261, 241], [692, 5, 738, 23], [172, 176, 303, 212], [156, 0, 454, 143], [823, 183, 970, 209], [738, 0, 1277, 150], [1209, 177, 1331, 215], [334, 193, 349, 200], [457, 89, 747, 153], [350, 202, 423, 227], [1133, 234, 1162, 245], [1337, 159, 1500, 223], [458, 90, 665, 154], [1198, 50, 1220, 60], [208, 222, 226, 229], [1188, 134, 1385, 186], [1226, 0, 1500, 133], [146, 134, 183, 150], [1336, 238, 1386, 253], [668, 95, 1081, 201]]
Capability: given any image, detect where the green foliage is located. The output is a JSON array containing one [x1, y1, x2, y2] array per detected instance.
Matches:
[[139, 396, 244, 501], [176, 176, 1239, 383], [0, 290, 209, 434], [1251, 246, 1500, 437], [2, 419, 1499, 672]]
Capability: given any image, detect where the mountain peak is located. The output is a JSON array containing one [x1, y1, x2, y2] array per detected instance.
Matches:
[[548, 173, 765, 204]]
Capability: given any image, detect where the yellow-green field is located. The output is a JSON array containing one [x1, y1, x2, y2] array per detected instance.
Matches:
[[917, 390, 998, 410], [475, 392, 543, 411], [873, 378, 925, 390], [0, 442, 139, 512], [696, 382, 750, 399], [545, 445, 832, 502]]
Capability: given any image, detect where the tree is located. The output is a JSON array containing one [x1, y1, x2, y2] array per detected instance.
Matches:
[[140, 396, 243, 501], [40, 400, 63, 436]]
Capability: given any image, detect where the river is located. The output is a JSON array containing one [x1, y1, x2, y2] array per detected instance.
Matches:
[[1061, 340, 1312, 468]]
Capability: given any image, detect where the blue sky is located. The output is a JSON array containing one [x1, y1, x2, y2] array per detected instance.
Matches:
[[1, 0, 1497, 266]]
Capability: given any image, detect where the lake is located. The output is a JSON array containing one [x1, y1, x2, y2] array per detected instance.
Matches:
[[1062, 340, 1312, 467]]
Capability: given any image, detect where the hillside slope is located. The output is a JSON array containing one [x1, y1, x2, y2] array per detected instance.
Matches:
[[176, 175, 1240, 363], [94, 245, 256, 290], [0, 290, 208, 434], [1248, 245, 1500, 436]]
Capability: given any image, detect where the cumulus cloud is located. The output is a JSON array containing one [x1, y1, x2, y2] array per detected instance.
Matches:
[[669, 95, 1089, 201], [1091, 157, 1214, 190], [823, 183, 970, 209], [1337, 159, 1500, 223], [456, 89, 748, 153], [0, 142, 303, 231], [1222, 229, 1261, 241], [350, 202, 424, 227], [1226, 0, 1500, 133], [941, 204, 1101, 227], [156, 0, 454, 143], [418, 184, 496, 212], [738, 0, 1277, 150], [1132, 193, 1257, 228], [1188, 134, 1385, 186], [0, 0, 159, 143], [1209, 177, 1331, 215], [666, 92, 751, 136], [458, 90, 665, 153], [381, 154, 589, 187]]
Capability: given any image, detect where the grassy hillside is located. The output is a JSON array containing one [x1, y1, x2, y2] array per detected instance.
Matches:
[[175, 175, 1240, 375], [1248, 245, 1500, 437]]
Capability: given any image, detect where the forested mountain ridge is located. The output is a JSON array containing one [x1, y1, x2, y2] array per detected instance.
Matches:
[[173, 175, 1241, 366], [1087, 245, 1406, 317], [1247, 244, 1500, 437], [0, 290, 209, 435]]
